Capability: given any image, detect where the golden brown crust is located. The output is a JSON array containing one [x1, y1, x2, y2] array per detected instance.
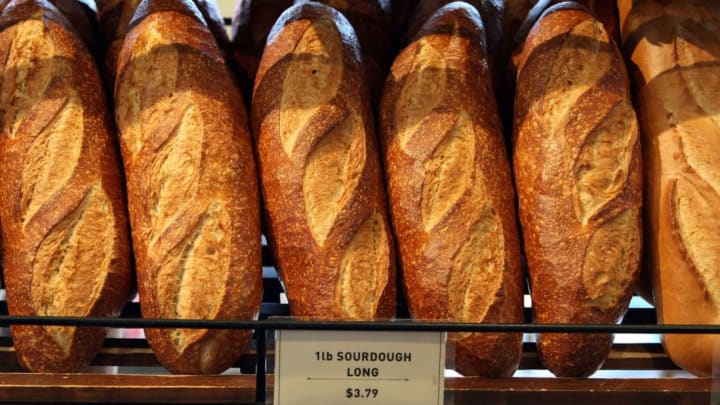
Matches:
[[114, 0, 262, 374], [99, 0, 229, 90], [403, 0, 503, 73], [381, 3, 523, 377], [0, 0, 132, 372], [49, 0, 98, 54], [514, 0, 620, 49], [620, 0, 720, 377], [513, 4, 643, 377], [252, 2, 396, 320], [403, 0, 509, 128], [308, 0, 393, 103]]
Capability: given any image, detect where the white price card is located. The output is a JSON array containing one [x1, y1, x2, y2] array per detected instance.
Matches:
[[273, 329, 446, 405]]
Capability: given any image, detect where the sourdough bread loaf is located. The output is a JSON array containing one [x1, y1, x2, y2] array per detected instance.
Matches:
[[114, 0, 262, 374], [381, 2, 524, 377], [513, 2, 643, 377], [0, 0, 132, 372], [619, 0, 720, 377], [252, 1, 396, 320]]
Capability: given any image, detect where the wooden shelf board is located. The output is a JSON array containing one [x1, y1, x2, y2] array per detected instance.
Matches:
[[444, 377, 714, 404], [0, 373, 256, 404]]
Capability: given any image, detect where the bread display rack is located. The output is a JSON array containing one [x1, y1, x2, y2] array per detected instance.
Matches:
[[0, 1, 717, 403], [0, 243, 717, 404]]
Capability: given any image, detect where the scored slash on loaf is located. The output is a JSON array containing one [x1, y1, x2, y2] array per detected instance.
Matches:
[[252, 1, 396, 320], [114, 0, 262, 374]]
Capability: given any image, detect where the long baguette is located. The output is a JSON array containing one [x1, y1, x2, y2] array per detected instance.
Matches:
[[381, 2, 524, 377], [619, 0, 720, 377], [252, 1, 396, 320], [513, 2, 643, 377], [0, 0, 132, 372], [114, 0, 262, 374]]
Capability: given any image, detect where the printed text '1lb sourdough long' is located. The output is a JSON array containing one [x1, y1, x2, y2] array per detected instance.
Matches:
[[0, 0, 132, 372], [252, 1, 396, 320], [380, 2, 523, 377], [513, 2, 643, 377], [114, 0, 262, 374]]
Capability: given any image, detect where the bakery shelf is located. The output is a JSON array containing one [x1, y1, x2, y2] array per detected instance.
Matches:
[[0, 265, 718, 404], [0, 306, 717, 404], [0, 374, 711, 405], [443, 376, 713, 404], [0, 250, 716, 404], [0, 373, 256, 404]]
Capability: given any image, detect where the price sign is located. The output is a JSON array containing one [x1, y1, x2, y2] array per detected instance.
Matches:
[[273, 329, 445, 405]]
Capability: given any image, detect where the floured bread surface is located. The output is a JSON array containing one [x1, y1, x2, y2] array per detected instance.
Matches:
[[118, 21, 205, 249], [448, 205, 504, 323], [158, 202, 231, 352], [1, 19, 55, 138], [149, 103, 203, 246], [280, 18, 343, 156], [421, 111, 475, 231], [380, 7, 522, 377], [303, 109, 365, 245], [675, 31, 720, 127], [619, 3, 720, 377], [582, 209, 640, 311], [395, 39, 446, 149], [537, 19, 611, 134], [574, 101, 636, 224], [118, 19, 180, 156], [671, 178, 720, 310], [31, 185, 116, 353], [2, 19, 116, 354], [336, 211, 390, 319], [0, 3, 135, 373], [121, 33, 207, 265], [674, 34, 720, 192], [676, 113, 720, 195], [21, 96, 83, 223]]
